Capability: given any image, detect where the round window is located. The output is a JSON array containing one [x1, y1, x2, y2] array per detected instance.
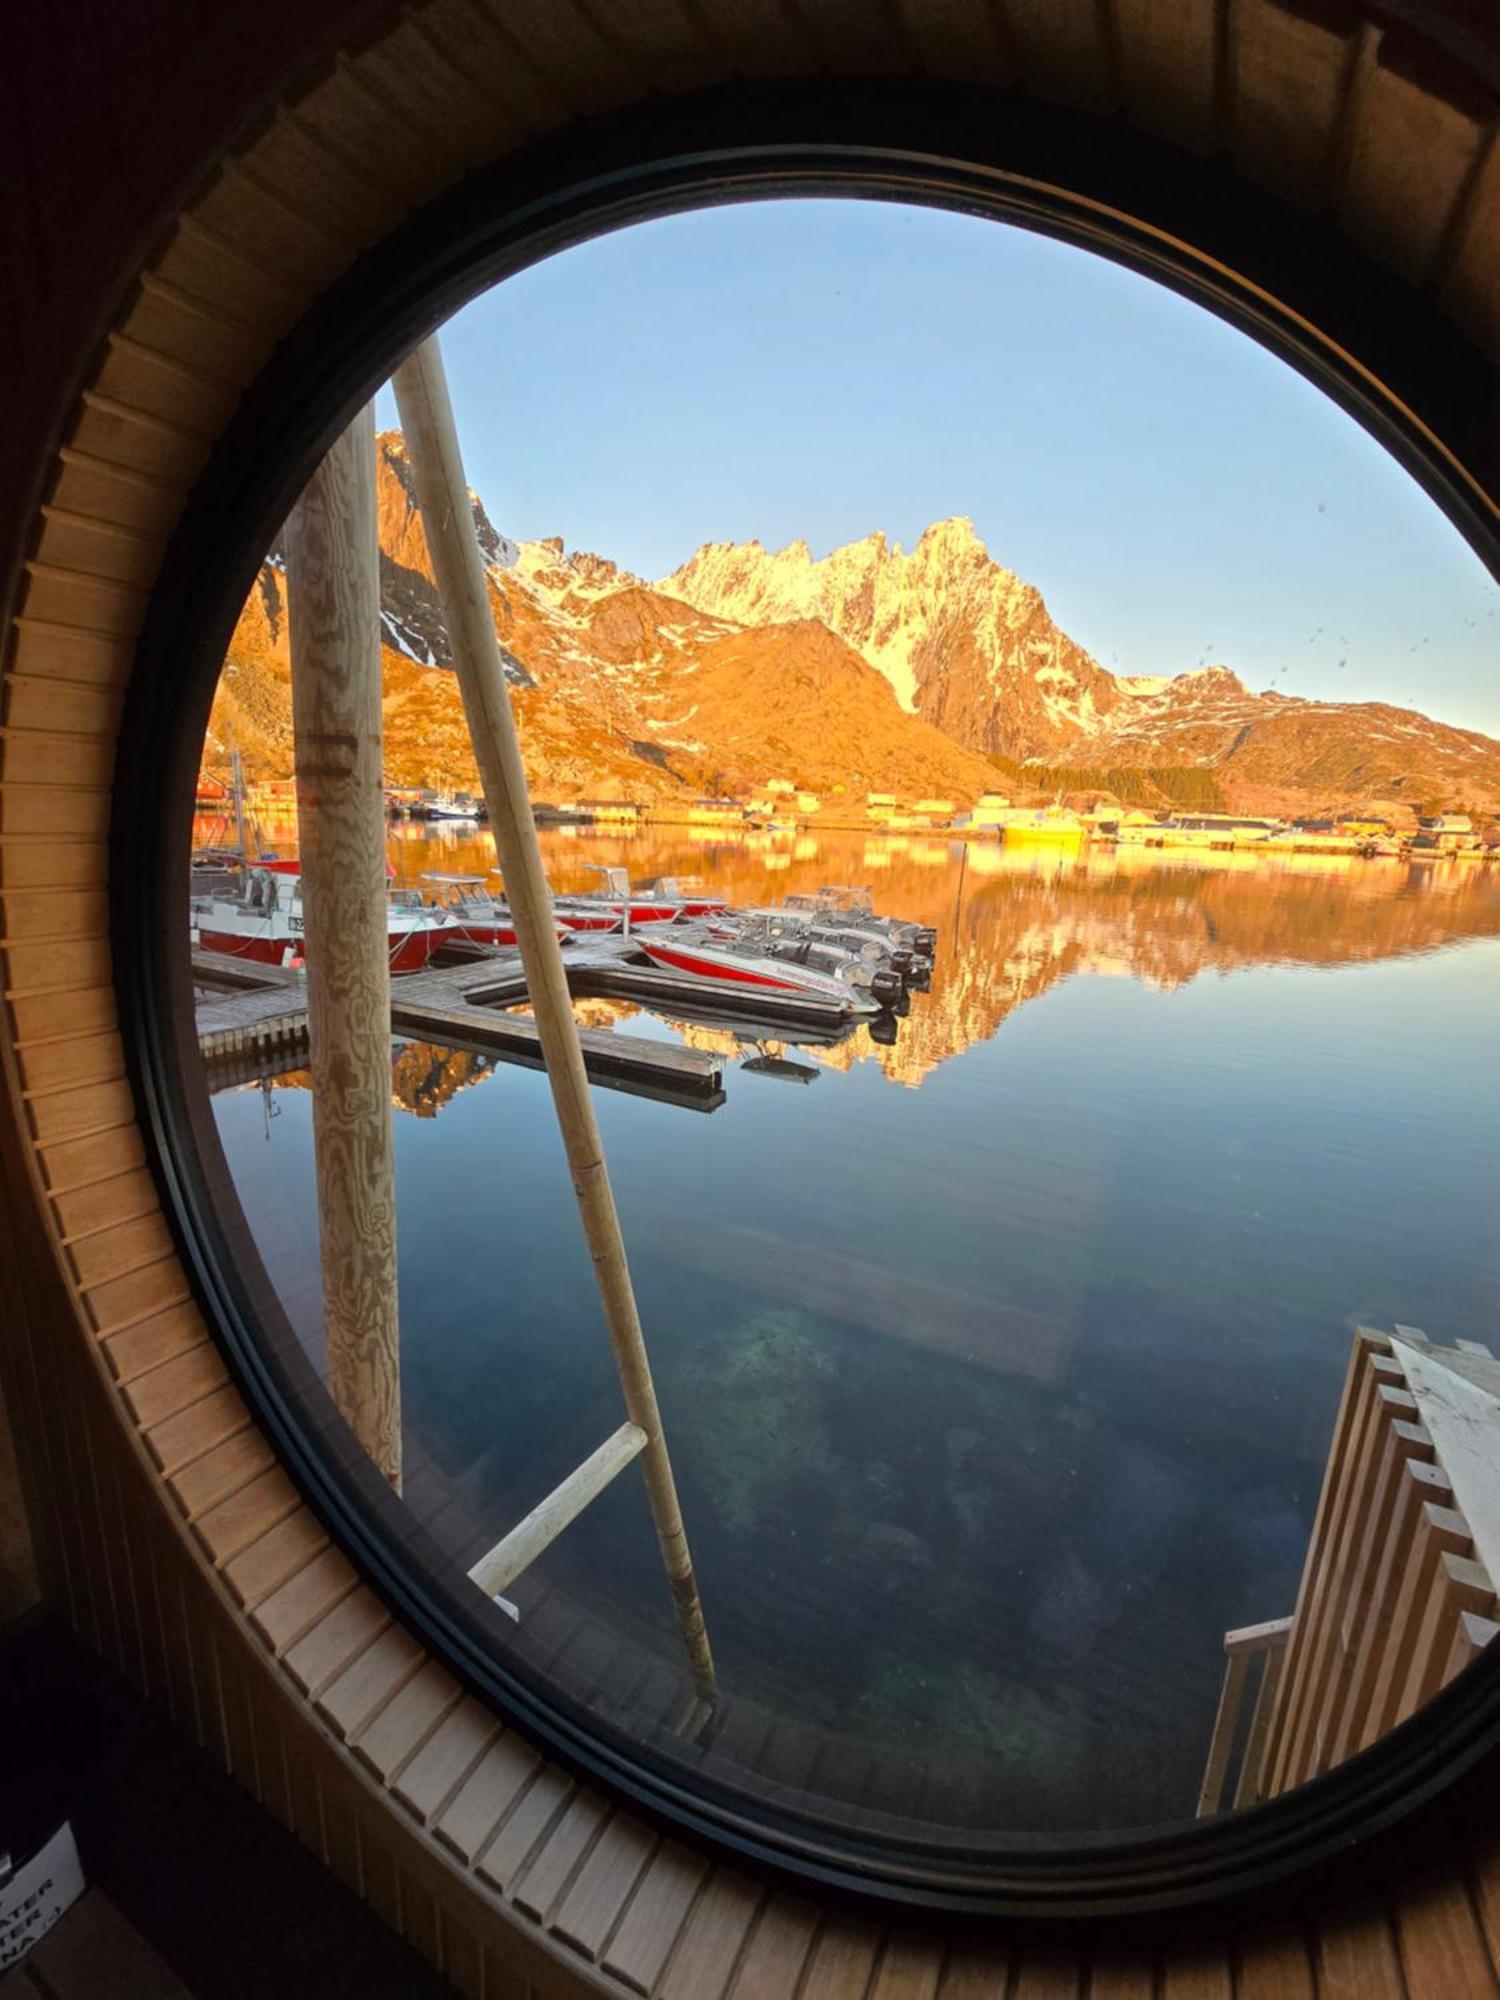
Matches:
[[121, 115, 1500, 1917]]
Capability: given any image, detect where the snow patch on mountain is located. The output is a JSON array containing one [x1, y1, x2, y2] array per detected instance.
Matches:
[[660, 516, 1121, 758]]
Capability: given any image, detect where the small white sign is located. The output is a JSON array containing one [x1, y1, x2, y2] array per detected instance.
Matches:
[[0, 1823, 85, 1974]]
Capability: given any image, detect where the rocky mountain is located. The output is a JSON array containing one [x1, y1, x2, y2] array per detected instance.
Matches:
[[661, 523, 1500, 811], [1064, 664, 1500, 813], [210, 437, 1005, 803], [208, 437, 1500, 815], [662, 518, 1119, 761]]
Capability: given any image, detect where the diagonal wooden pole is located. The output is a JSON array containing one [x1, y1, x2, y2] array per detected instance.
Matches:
[[284, 402, 402, 1490], [392, 338, 715, 1701]]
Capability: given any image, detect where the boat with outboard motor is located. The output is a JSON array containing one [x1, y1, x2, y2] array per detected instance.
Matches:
[[420, 875, 571, 949], [782, 886, 938, 960], [193, 858, 453, 973], [640, 875, 729, 919], [635, 915, 904, 1014], [716, 904, 929, 978], [545, 866, 692, 932]]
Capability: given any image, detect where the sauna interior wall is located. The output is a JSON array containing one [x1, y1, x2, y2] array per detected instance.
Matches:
[[2, 2, 1499, 1996]]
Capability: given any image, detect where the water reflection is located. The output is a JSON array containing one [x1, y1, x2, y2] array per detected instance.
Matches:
[[207, 821, 1500, 1834]]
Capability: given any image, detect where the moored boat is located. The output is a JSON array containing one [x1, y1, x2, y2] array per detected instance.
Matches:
[[636, 917, 902, 1014], [782, 886, 938, 960], [641, 875, 729, 919], [420, 874, 570, 949], [722, 905, 927, 977], [193, 859, 452, 973], [548, 866, 690, 931], [998, 808, 1087, 849]]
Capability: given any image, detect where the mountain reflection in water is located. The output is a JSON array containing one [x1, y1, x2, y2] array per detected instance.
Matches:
[[210, 826, 1500, 1835]]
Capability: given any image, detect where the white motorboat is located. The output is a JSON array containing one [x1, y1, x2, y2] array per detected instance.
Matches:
[[635, 917, 903, 1014], [782, 886, 937, 959], [547, 866, 690, 932], [193, 859, 453, 973], [420, 875, 570, 949], [715, 905, 927, 977]]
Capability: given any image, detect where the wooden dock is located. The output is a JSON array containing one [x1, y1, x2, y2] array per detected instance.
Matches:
[[193, 945, 730, 1109]]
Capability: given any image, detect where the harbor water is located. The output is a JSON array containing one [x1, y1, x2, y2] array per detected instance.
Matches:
[[206, 821, 1500, 1833]]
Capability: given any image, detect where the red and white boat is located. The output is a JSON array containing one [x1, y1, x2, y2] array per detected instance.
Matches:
[[647, 875, 729, 919], [635, 918, 899, 1016], [421, 875, 571, 949], [546, 867, 695, 932], [193, 859, 452, 974]]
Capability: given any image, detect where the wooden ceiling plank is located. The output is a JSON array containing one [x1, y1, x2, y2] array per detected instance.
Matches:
[[1115, 0, 1219, 152], [145, 1382, 254, 1480], [686, 0, 821, 79], [1231, 0, 1359, 208], [1393, 1868, 1500, 1998], [351, 17, 531, 174], [657, 1867, 766, 2000], [546, 1808, 656, 1958], [410, 0, 574, 131], [466, 0, 650, 117], [1086, 1954, 1155, 1998], [598, 1838, 706, 1994], [1339, 46, 1491, 283], [723, 1895, 820, 1998], [799, 1915, 885, 2000], [433, 1729, 543, 1864], [942, 1943, 1016, 1996], [221, 1509, 336, 1612], [315, 1618, 427, 1736], [1317, 1898, 1407, 2000], [1161, 1946, 1232, 1999], [571, 0, 732, 96], [1438, 128, 1500, 356], [191, 1464, 303, 1566], [890, 0, 1013, 84], [168, 1426, 277, 1521], [390, 1691, 497, 1820], [283, 1584, 393, 1697], [1004, 0, 1118, 110], [511, 1791, 612, 1926]]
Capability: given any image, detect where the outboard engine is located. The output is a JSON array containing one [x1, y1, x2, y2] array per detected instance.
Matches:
[[870, 966, 905, 1009]]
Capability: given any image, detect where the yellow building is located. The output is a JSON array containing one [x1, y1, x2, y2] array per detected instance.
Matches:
[[578, 798, 640, 823]]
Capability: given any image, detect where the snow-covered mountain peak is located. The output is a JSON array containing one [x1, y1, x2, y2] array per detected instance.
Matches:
[[660, 517, 1114, 744]]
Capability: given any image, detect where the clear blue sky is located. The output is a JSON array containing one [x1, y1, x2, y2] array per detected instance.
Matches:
[[376, 199, 1499, 735]]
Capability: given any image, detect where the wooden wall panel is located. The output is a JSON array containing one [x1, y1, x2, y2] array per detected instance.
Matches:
[[1114, 0, 1220, 153], [1339, 53, 1493, 283], [1, 3, 1498, 1998], [1230, 0, 1360, 210]]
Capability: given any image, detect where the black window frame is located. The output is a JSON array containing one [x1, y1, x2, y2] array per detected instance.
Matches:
[[116, 76, 1500, 1931]]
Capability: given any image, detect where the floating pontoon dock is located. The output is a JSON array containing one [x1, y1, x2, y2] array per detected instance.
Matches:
[[194, 932, 862, 1109]]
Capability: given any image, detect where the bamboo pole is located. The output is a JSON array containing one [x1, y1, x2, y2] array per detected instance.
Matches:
[[393, 339, 715, 1699], [284, 403, 402, 1490]]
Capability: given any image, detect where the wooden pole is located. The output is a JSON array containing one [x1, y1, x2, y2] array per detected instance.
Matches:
[[469, 1422, 647, 1599], [284, 403, 402, 1490], [392, 339, 715, 1699], [230, 746, 251, 861]]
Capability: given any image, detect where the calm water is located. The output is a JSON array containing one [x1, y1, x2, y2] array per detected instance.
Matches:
[[208, 823, 1500, 1833]]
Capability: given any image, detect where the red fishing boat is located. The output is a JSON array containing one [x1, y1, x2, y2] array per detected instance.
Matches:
[[193, 859, 452, 974], [541, 866, 693, 931]]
